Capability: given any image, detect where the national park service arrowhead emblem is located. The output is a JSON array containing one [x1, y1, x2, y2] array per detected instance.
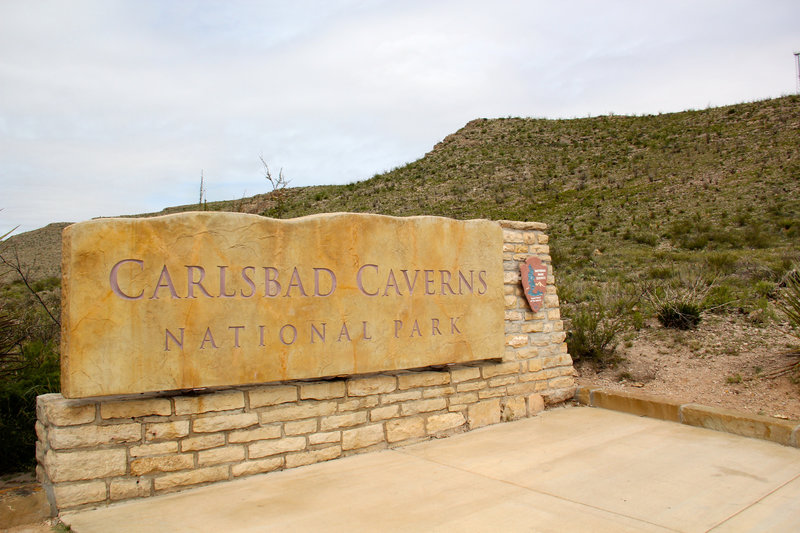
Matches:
[[520, 257, 547, 312]]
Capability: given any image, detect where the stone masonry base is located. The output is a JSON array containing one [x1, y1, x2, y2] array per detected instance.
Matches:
[[36, 221, 575, 514]]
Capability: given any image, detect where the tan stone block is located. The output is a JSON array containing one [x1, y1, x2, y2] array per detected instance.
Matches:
[[449, 367, 481, 383], [528, 358, 544, 372], [36, 441, 45, 465], [347, 375, 397, 396], [528, 394, 545, 414], [542, 353, 573, 368], [400, 398, 447, 416], [249, 437, 306, 458], [228, 425, 282, 443], [285, 419, 318, 435], [130, 454, 194, 476], [467, 399, 501, 429], [386, 417, 425, 443], [35, 420, 46, 442], [380, 390, 422, 404], [397, 371, 450, 390], [547, 309, 561, 320], [37, 395, 96, 426], [61, 214, 504, 398], [54, 480, 106, 508], [504, 294, 518, 308], [342, 424, 385, 450], [537, 233, 549, 244], [449, 392, 479, 406], [181, 434, 226, 451], [320, 411, 368, 431], [513, 346, 538, 359], [426, 412, 466, 434], [370, 405, 400, 422], [503, 271, 520, 284], [478, 388, 507, 399], [100, 398, 171, 419], [456, 381, 486, 393], [506, 382, 539, 396], [232, 458, 283, 477], [110, 478, 151, 501], [248, 385, 298, 408], [680, 404, 798, 445], [300, 381, 345, 400], [544, 294, 559, 308], [49, 423, 141, 449], [502, 397, 527, 421], [285, 445, 341, 468], [197, 445, 246, 466], [422, 385, 455, 399], [309, 431, 341, 445], [145, 420, 190, 441], [259, 401, 337, 424], [337, 396, 380, 412], [505, 310, 524, 321], [129, 441, 179, 458], [592, 390, 681, 422], [153, 465, 228, 491], [174, 391, 245, 416], [192, 413, 258, 433], [548, 376, 575, 390], [541, 386, 576, 405], [574, 387, 592, 405], [488, 376, 517, 388], [502, 229, 524, 243], [505, 335, 528, 348], [45, 448, 127, 482], [521, 321, 545, 333]]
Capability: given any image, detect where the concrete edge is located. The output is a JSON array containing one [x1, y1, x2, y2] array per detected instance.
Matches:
[[574, 387, 800, 447]]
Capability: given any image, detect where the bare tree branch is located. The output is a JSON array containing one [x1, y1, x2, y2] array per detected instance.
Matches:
[[0, 246, 60, 327]]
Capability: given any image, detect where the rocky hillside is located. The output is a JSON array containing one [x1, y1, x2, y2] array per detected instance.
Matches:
[[3, 95, 799, 294]]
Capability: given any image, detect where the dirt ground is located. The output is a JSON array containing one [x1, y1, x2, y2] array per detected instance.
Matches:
[[576, 312, 800, 421]]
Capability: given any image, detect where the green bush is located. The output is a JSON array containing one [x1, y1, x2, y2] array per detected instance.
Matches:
[[564, 285, 638, 364], [657, 301, 703, 329], [646, 276, 711, 330], [0, 339, 60, 473], [566, 303, 624, 362]]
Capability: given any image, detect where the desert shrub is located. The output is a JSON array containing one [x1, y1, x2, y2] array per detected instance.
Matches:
[[647, 266, 674, 280], [657, 301, 703, 329], [776, 269, 800, 338], [681, 233, 709, 250], [743, 223, 773, 249], [0, 339, 60, 474], [646, 276, 712, 330], [754, 280, 776, 298], [564, 285, 638, 364], [632, 232, 658, 246], [705, 252, 738, 274], [704, 284, 737, 311]]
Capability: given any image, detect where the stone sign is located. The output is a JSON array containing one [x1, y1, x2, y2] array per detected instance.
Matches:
[[520, 256, 547, 312], [60, 212, 505, 398]]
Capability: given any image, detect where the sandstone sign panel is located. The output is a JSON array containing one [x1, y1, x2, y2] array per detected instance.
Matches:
[[61, 212, 505, 398]]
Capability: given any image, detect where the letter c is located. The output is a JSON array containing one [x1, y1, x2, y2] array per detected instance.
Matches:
[[110, 259, 144, 300], [356, 264, 379, 296]]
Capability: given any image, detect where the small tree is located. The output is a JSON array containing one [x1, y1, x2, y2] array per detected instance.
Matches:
[[260, 156, 290, 218]]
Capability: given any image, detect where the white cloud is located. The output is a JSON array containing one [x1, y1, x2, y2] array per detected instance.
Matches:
[[1, 0, 798, 232]]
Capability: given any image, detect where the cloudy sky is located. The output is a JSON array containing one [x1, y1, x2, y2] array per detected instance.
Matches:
[[1, 1, 798, 233]]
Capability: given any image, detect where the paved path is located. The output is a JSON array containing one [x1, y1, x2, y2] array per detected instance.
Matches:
[[62, 407, 800, 532]]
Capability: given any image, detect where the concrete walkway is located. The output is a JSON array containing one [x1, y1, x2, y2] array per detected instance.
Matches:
[[62, 407, 800, 533]]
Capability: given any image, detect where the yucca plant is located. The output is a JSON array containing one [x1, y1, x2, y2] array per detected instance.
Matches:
[[776, 270, 800, 336]]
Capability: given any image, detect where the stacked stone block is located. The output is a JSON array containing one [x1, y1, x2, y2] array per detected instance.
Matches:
[[36, 220, 574, 513]]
